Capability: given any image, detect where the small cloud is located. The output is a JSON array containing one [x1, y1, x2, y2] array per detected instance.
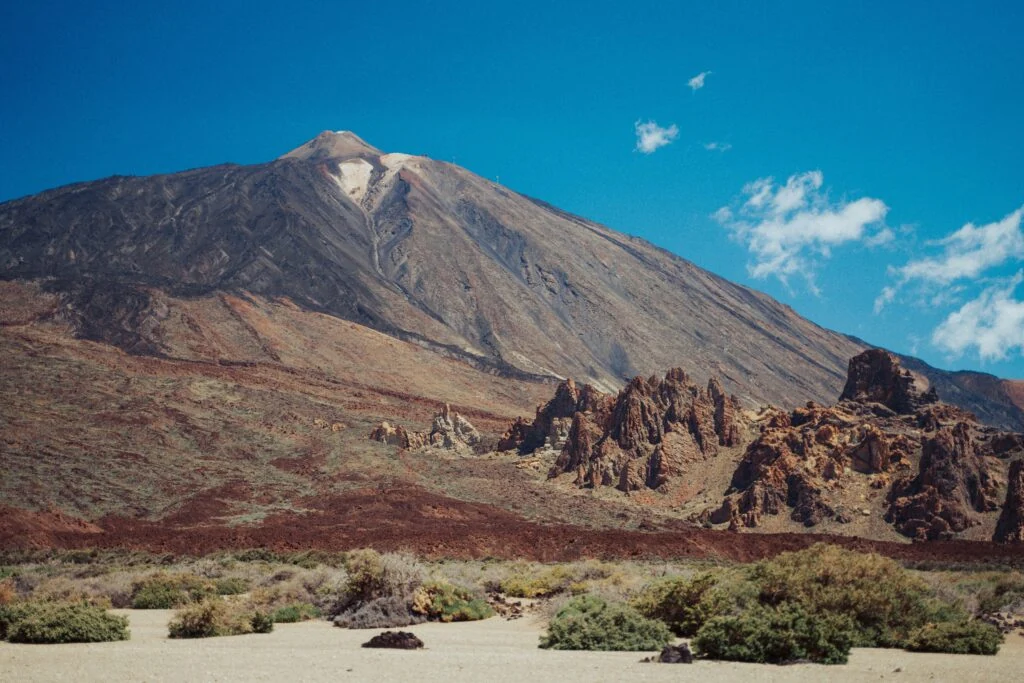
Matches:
[[714, 171, 890, 291], [864, 227, 895, 248], [688, 71, 711, 91], [874, 285, 897, 314], [932, 271, 1024, 361], [704, 142, 732, 152], [634, 120, 679, 154]]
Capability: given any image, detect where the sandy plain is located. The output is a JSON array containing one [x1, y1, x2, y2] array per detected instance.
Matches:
[[1, 609, 1023, 683]]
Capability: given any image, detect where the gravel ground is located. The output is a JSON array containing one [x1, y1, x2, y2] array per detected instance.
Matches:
[[1, 610, 1022, 682]]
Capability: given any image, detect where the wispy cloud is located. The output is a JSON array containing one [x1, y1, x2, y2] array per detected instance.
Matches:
[[688, 71, 711, 91], [895, 208, 1024, 284], [634, 120, 679, 154], [714, 171, 890, 292], [704, 141, 732, 152], [932, 271, 1024, 361]]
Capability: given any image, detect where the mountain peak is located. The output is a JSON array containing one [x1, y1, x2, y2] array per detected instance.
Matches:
[[280, 130, 382, 161]]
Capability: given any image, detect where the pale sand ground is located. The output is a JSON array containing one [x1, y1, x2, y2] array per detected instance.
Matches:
[[1, 609, 1022, 683]]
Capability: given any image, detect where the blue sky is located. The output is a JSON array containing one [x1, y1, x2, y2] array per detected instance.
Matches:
[[2, 1, 1022, 378]]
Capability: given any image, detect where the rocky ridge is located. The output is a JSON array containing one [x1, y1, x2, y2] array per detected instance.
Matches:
[[502, 369, 745, 492], [709, 350, 1024, 541]]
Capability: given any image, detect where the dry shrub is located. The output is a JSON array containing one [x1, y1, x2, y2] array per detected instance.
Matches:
[[168, 598, 272, 638]]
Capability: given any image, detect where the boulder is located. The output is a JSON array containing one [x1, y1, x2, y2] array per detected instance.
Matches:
[[361, 631, 424, 649]]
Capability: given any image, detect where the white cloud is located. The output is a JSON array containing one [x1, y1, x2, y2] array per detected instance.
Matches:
[[634, 120, 679, 154], [874, 285, 897, 313], [932, 272, 1024, 361], [714, 171, 890, 289], [704, 141, 732, 152], [896, 208, 1024, 284], [688, 71, 711, 91]]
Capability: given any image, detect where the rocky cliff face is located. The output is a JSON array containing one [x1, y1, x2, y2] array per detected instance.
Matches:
[[707, 350, 1022, 540], [994, 459, 1024, 544], [503, 369, 745, 493]]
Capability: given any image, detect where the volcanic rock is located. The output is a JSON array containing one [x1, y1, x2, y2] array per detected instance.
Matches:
[[369, 422, 426, 449], [498, 379, 610, 453], [840, 349, 938, 415], [361, 631, 424, 649], [886, 423, 1000, 540], [994, 459, 1024, 543], [369, 405, 480, 452], [657, 643, 694, 663], [534, 369, 746, 492]]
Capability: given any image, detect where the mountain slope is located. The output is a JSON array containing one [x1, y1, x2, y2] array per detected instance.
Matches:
[[1, 131, 1020, 429]]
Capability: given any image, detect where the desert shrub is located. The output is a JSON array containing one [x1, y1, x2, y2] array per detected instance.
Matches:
[[252, 566, 347, 613], [693, 602, 853, 665], [631, 573, 728, 637], [270, 602, 321, 623], [750, 544, 934, 647], [411, 581, 494, 623], [539, 594, 672, 651], [500, 563, 604, 598], [977, 573, 1024, 615], [167, 598, 272, 638], [214, 577, 251, 596], [4, 601, 129, 644], [904, 621, 1003, 655], [333, 595, 426, 629], [132, 573, 215, 609]]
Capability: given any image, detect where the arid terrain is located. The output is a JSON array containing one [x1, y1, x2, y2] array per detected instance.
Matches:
[[2, 609, 1022, 683]]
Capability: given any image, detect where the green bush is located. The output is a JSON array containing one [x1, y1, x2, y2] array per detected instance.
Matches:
[[412, 581, 494, 623], [270, 603, 321, 623], [4, 601, 129, 644], [905, 621, 1003, 655], [214, 577, 251, 596], [751, 544, 934, 647], [632, 573, 727, 637], [167, 598, 272, 638], [132, 573, 215, 609], [693, 602, 853, 665], [539, 595, 672, 651]]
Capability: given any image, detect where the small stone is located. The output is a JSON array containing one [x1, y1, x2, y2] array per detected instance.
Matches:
[[361, 631, 424, 649]]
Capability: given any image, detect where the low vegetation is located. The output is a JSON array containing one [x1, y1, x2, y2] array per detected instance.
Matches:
[[1, 601, 129, 644], [539, 595, 672, 651], [904, 621, 1004, 655], [0, 545, 1018, 658], [168, 598, 273, 638]]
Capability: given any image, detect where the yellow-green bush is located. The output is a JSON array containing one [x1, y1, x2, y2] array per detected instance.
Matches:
[[2, 601, 129, 644], [631, 573, 729, 637], [167, 598, 272, 638], [411, 581, 494, 623], [904, 620, 1002, 655], [750, 544, 935, 647], [132, 573, 215, 609]]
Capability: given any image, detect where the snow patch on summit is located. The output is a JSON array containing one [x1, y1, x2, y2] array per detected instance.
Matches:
[[332, 159, 374, 204]]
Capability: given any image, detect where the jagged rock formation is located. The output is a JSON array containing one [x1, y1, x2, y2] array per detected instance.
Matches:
[[840, 349, 938, 414], [369, 404, 480, 452], [710, 350, 1022, 538], [505, 369, 745, 493], [368, 422, 426, 450], [427, 403, 482, 449], [994, 460, 1024, 543], [885, 424, 1001, 540], [497, 379, 611, 453]]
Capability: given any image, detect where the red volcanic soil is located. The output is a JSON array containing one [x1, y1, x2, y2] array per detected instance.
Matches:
[[4, 486, 1023, 567]]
